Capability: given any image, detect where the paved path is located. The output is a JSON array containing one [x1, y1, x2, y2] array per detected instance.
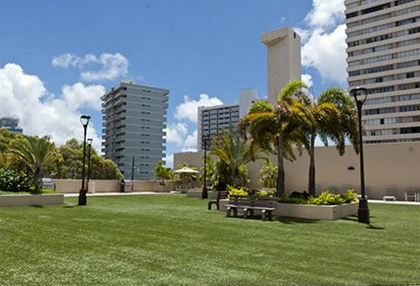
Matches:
[[369, 199, 420, 206], [63, 193, 420, 206], [64, 191, 181, 198]]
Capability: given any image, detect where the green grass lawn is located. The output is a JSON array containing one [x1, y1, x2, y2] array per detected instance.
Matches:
[[0, 195, 419, 286]]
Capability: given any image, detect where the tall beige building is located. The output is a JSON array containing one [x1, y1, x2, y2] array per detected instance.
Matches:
[[345, 0, 420, 144], [261, 27, 301, 106]]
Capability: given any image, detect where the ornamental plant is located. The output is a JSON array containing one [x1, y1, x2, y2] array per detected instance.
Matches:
[[0, 168, 33, 193]]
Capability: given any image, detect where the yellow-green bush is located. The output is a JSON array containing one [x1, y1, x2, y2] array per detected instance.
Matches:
[[227, 185, 248, 198]]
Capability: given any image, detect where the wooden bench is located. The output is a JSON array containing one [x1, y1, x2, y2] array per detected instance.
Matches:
[[226, 195, 277, 221], [208, 191, 227, 210]]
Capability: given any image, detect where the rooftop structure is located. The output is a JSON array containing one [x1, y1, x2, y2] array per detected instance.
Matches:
[[261, 27, 302, 106]]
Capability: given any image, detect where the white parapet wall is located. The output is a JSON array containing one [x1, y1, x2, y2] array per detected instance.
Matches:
[[0, 194, 64, 207], [174, 142, 420, 201]]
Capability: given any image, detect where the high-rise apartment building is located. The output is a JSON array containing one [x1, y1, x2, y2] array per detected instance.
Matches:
[[0, 117, 23, 133], [102, 81, 169, 179], [197, 89, 258, 151], [345, 0, 420, 144]]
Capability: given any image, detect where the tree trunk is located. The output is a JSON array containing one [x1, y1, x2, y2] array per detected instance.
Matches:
[[233, 169, 239, 187], [276, 133, 285, 196], [308, 134, 316, 196]]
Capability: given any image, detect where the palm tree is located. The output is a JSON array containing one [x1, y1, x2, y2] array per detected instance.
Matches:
[[153, 161, 173, 185], [301, 87, 359, 195], [9, 136, 59, 190], [240, 80, 308, 196], [210, 127, 253, 187], [259, 160, 278, 188]]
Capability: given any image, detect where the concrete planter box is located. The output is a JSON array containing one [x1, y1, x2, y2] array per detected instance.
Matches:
[[187, 190, 218, 199], [275, 203, 358, 220], [218, 199, 357, 220], [0, 194, 64, 207]]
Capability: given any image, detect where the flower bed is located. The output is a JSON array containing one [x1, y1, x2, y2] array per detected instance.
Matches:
[[275, 203, 357, 220], [218, 189, 359, 220]]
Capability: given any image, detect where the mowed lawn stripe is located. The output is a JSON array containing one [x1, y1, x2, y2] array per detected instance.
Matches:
[[0, 195, 419, 285]]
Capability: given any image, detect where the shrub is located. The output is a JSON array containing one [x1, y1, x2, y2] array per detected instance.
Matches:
[[342, 189, 358, 203], [40, 188, 57, 194], [0, 168, 33, 193], [307, 191, 345, 205], [227, 185, 248, 198], [277, 190, 358, 205], [255, 190, 276, 197], [277, 195, 308, 204]]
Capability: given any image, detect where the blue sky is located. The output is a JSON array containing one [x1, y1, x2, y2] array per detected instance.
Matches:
[[0, 0, 348, 167]]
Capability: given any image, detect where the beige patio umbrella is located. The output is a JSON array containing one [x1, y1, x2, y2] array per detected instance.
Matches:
[[173, 167, 199, 174]]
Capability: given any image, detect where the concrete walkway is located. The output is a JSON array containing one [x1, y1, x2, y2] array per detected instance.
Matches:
[[63, 191, 181, 198], [369, 199, 420, 206], [62, 193, 420, 206]]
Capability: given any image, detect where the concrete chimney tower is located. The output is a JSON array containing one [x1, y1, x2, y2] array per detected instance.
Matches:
[[261, 27, 302, 106]]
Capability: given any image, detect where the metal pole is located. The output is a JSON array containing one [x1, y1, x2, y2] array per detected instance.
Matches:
[[357, 101, 370, 224], [202, 137, 208, 199], [87, 142, 92, 193], [131, 155, 135, 181], [78, 125, 88, 205]]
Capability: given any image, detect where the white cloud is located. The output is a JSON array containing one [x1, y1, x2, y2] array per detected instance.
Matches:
[[0, 63, 104, 150], [166, 123, 188, 146], [304, 0, 345, 31], [52, 52, 129, 82], [298, 0, 347, 84], [183, 129, 197, 149], [165, 153, 174, 168], [175, 94, 223, 124], [301, 25, 348, 84], [302, 74, 313, 89]]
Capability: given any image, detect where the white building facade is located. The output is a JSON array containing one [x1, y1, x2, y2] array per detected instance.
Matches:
[[345, 0, 420, 144]]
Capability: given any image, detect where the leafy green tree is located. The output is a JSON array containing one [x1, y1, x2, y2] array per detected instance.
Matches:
[[240, 80, 308, 195], [57, 139, 122, 180], [0, 128, 19, 153], [259, 160, 278, 188], [9, 136, 59, 190], [153, 161, 173, 185]]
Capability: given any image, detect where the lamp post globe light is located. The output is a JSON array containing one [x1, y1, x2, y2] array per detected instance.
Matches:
[[79, 115, 91, 206], [202, 134, 210, 199], [350, 87, 370, 224], [86, 138, 93, 193]]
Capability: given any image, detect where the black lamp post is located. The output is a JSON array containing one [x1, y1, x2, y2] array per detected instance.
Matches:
[[78, 115, 91, 206], [350, 87, 370, 224], [86, 138, 93, 193], [202, 134, 209, 199]]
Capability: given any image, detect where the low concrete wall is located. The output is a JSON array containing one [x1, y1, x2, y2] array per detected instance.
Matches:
[[275, 203, 358, 220], [53, 179, 177, 193], [0, 194, 64, 207]]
